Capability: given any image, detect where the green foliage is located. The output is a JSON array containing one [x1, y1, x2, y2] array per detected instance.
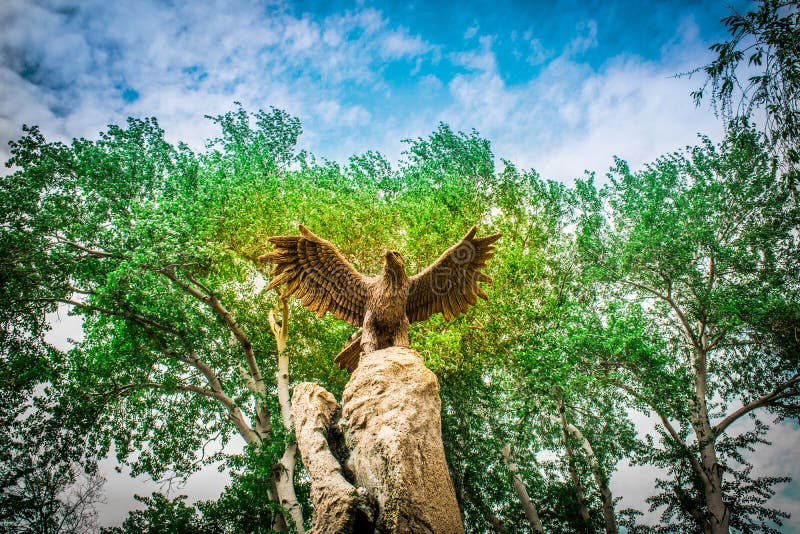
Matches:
[[2, 105, 797, 532], [573, 123, 799, 531], [0, 391, 104, 534], [693, 0, 800, 194], [103, 493, 206, 534], [641, 421, 791, 533]]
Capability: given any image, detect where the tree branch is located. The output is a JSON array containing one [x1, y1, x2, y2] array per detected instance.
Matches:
[[713, 373, 800, 438], [622, 278, 702, 352], [545, 414, 618, 534], [609, 379, 712, 488], [100, 380, 261, 444], [56, 299, 181, 336], [131, 320, 263, 445], [53, 235, 118, 258], [159, 268, 266, 396], [622, 279, 668, 300], [705, 326, 732, 352]]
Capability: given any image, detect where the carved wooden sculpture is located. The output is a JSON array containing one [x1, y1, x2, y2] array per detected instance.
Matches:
[[259, 225, 501, 371]]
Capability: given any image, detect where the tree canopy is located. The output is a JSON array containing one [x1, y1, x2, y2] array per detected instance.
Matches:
[[693, 0, 800, 196], [1, 105, 798, 532]]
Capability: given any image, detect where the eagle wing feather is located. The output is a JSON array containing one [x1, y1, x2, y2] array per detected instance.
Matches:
[[406, 226, 501, 323], [260, 225, 369, 327]]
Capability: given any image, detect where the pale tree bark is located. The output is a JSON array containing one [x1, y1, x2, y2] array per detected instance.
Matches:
[[292, 347, 464, 533], [689, 345, 729, 534], [269, 299, 306, 533], [547, 416, 617, 534], [558, 397, 593, 532], [622, 277, 734, 533], [162, 269, 304, 531], [501, 443, 545, 534], [620, 263, 800, 534]]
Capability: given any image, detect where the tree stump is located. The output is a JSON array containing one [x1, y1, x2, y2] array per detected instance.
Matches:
[[292, 346, 464, 533]]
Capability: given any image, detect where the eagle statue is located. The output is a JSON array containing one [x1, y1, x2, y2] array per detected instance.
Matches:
[[259, 225, 501, 372]]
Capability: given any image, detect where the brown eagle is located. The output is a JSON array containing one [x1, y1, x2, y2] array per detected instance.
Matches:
[[259, 225, 501, 372]]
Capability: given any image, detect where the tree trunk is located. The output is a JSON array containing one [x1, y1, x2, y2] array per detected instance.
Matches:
[[559, 398, 593, 532], [501, 444, 545, 534], [292, 346, 464, 533], [695, 423, 729, 534], [269, 301, 306, 532], [548, 415, 617, 534], [691, 346, 730, 534]]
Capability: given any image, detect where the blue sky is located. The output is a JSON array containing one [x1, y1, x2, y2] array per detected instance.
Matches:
[[2, 0, 753, 181], [5, 0, 798, 530]]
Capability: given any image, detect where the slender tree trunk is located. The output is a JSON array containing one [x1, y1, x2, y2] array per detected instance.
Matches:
[[269, 301, 306, 533], [688, 341, 729, 534], [547, 416, 617, 534], [579, 438, 615, 534], [667, 304, 730, 533], [558, 397, 593, 532], [501, 444, 545, 534], [692, 416, 728, 534]]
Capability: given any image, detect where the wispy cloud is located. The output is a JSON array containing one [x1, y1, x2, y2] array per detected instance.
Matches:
[[0, 0, 439, 163], [432, 17, 724, 182]]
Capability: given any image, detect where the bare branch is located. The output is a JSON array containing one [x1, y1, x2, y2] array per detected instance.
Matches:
[[100, 380, 261, 444], [622, 279, 668, 300], [622, 278, 702, 352], [54, 235, 118, 258], [610, 379, 712, 488], [713, 373, 800, 438]]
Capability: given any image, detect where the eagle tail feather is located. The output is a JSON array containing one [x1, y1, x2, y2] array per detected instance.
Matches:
[[334, 331, 363, 373]]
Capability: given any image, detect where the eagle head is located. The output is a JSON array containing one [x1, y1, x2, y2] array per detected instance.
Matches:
[[384, 250, 406, 277]]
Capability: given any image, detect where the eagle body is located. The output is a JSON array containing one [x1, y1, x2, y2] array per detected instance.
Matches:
[[260, 225, 500, 372], [362, 252, 410, 353]]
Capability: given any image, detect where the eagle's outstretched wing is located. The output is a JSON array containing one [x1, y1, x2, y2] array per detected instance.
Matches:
[[259, 225, 369, 327], [406, 226, 501, 323]]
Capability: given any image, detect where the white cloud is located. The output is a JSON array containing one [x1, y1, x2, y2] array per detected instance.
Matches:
[[527, 37, 548, 66], [431, 20, 724, 183], [380, 27, 432, 59], [284, 16, 320, 53], [419, 74, 443, 93], [313, 99, 371, 125], [451, 35, 497, 73], [565, 19, 598, 56], [0, 0, 438, 169]]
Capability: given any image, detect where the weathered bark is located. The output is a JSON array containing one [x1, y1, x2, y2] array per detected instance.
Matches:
[[501, 444, 545, 534], [269, 301, 306, 533], [559, 397, 593, 532], [292, 383, 365, 532], [292, 346, 464, 533]]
